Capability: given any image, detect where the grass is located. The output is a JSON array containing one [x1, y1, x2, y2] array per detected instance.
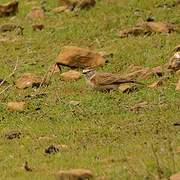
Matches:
[[0, 0, 180, 179]]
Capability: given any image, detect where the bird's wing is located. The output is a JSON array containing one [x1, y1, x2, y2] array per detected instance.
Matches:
[[91, 73, 133, 85]]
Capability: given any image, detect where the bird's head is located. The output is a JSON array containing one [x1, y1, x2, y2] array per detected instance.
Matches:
[[82, 68, 96, 79]]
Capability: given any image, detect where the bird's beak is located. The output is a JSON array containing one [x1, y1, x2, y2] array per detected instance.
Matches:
[[82, 69, 88, 74]]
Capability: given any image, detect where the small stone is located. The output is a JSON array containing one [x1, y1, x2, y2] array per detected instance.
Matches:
[[0, 23, 23, 33], [77, 0, 96, 9], [0, 0, 18, 17], [56, 46, 106, 68], [7, 101, 26, 112], [45, 144, 68, 154], [69, 101, 80, 106], [32, 24, 44, 31], [45, 145, 59, 154], [143, 21, 175, 33], [56, 169, 93, 180], [60, 70, 81, 81], [170, 172, 180, 180], [118, 21, 178, 38], [5, 131, 21, 140], [15, 73, 42, 89]]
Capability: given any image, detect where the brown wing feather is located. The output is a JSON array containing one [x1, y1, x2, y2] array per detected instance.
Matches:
[[93, 73, 134, 85]]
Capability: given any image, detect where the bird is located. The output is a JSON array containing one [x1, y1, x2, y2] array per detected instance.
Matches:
[[82, 68, 144, 91]]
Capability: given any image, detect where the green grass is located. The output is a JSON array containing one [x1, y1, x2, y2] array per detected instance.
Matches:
[[0, 0, 180, 179]]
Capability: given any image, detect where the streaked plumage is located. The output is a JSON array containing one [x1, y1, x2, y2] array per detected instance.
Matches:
[[83, 69, 143, 91]]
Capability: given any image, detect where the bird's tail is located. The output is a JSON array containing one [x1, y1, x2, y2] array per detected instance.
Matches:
[[120, 79, 145, 85], [130, 80, 145, 85]]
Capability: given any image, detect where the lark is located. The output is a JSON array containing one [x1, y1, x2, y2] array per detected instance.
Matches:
[[83, 69, 143, 91]]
